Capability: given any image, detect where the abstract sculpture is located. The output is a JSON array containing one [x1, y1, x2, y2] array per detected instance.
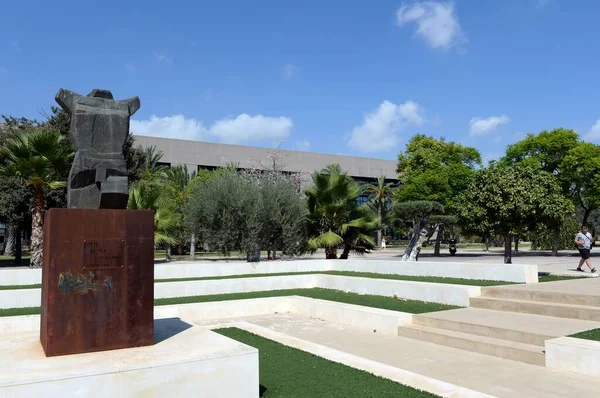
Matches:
[[55, 88, 140, 209]]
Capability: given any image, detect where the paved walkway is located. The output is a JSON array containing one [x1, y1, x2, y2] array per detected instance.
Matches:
[[200, 313, 600, 398]]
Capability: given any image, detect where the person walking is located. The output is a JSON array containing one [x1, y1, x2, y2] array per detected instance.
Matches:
[[576, 225, 595, 273], [381, 237, 387, 251]]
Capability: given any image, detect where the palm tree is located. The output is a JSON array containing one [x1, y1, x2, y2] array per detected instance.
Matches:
[[136, 145, 168, 181], [363, 175, 395, 247], [0, 130, 72, 267], [128, 181, 179, 248], [306, 164, 378, 259]]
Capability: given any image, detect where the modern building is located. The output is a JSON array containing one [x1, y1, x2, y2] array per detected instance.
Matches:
[[133, 135, 399, 186]]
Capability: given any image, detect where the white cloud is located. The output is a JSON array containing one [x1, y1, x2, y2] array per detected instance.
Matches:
[[396, 1, 466, 50], [348, 100, 425, 153], [154, 52, 173, 65], [469, 115, 510, 136], [131, 115, 207, 140], [283, 64, 298, 80], [131, 113, 293, 144], [296, 139, 310, 151], [210, 114, 293, 144], [584, 120, 600, 142]]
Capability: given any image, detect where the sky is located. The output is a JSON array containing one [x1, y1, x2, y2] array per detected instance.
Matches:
[[1, 0, 600, 164]]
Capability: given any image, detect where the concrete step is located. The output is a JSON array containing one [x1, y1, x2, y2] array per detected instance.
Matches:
[[481, 286, 600, 307], [412, 308, 600, 346], [397, 323, 545, 366], [470, 296, 600, 321]]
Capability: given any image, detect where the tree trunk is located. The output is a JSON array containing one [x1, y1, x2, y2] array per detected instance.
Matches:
[[339, 244, 351, 259], [434, 224, 443, 257], [552, 229, 559, 256], [504, 233, 512, 264], [2, 224, 15, 256], [190, 233, 196, 261], [166, 246, 172, 262], [402, 218, 429, 261], [247, 249, 261, 262], [377, 205, 383, 248], [583, 206, 592, 226], [325, 246, 338, 259], [29, 187, 45, 268], [514, 237, 519, 254], [15, 227, 22, 266]]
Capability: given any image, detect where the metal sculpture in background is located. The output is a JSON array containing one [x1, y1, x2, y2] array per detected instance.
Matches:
[[55, 88, 140, 209]]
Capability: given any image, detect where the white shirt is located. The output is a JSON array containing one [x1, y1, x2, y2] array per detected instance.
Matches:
[[576, 232, 593, 249]]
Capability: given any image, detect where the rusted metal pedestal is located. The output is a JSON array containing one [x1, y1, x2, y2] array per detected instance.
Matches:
[[40, 208, 154, 357]]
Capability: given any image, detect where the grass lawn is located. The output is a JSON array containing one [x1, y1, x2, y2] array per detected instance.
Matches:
[[0, 287, 460, 317], [215, 327, 438, 398], [537, 275, 588, 283], [569, 328, 600, 342]]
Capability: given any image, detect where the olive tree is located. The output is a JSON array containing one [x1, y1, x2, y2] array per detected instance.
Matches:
[[183, 168, 307, 261]]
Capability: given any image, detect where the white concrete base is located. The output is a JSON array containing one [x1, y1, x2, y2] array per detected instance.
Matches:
[[545, 336, 600, 376], [0, 319, 259, 398], [0, 296, 414, 336], [0, 274, 479, 309], [0, 258, 538, 286]]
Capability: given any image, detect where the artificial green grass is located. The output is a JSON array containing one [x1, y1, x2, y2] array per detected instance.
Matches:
[[538, 275, 588, 283], [0, 284, 41, 290], [0, 306, 40, 317], [215, 327, 438, 398], [569, 328, 600, 341], [0, 288, 459, 317]]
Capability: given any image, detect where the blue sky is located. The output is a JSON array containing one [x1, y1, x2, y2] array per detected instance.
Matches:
[[1, 0, 599, 163]]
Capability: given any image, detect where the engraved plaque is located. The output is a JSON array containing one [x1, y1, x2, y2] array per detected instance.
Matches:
[[82, 239, 125, 270]]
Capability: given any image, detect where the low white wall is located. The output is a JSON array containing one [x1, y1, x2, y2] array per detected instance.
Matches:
[[0, 268, 42, 286], [316, 274, 479, 307], [155, 260, 331, 280], [0, 289, 40, 309], [0, 274, 479, 309], [331, 260, 538, 284], [0, 297, 414, 336], [0, 258, 538, 286], [545, 337, 600, 376], [154, 296, 294, 321], [155, 274, 316, 299], [289, 296, 413, 334]]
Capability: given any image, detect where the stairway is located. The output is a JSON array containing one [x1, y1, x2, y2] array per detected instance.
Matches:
[[470, 285, 600, 321], [397, 284, 600, 366]]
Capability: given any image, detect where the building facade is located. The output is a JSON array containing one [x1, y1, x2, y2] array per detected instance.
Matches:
[[133, 135, 398, 184]]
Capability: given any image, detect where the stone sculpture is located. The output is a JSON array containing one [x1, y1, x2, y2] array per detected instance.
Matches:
[[55, 88, 140, 209]]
